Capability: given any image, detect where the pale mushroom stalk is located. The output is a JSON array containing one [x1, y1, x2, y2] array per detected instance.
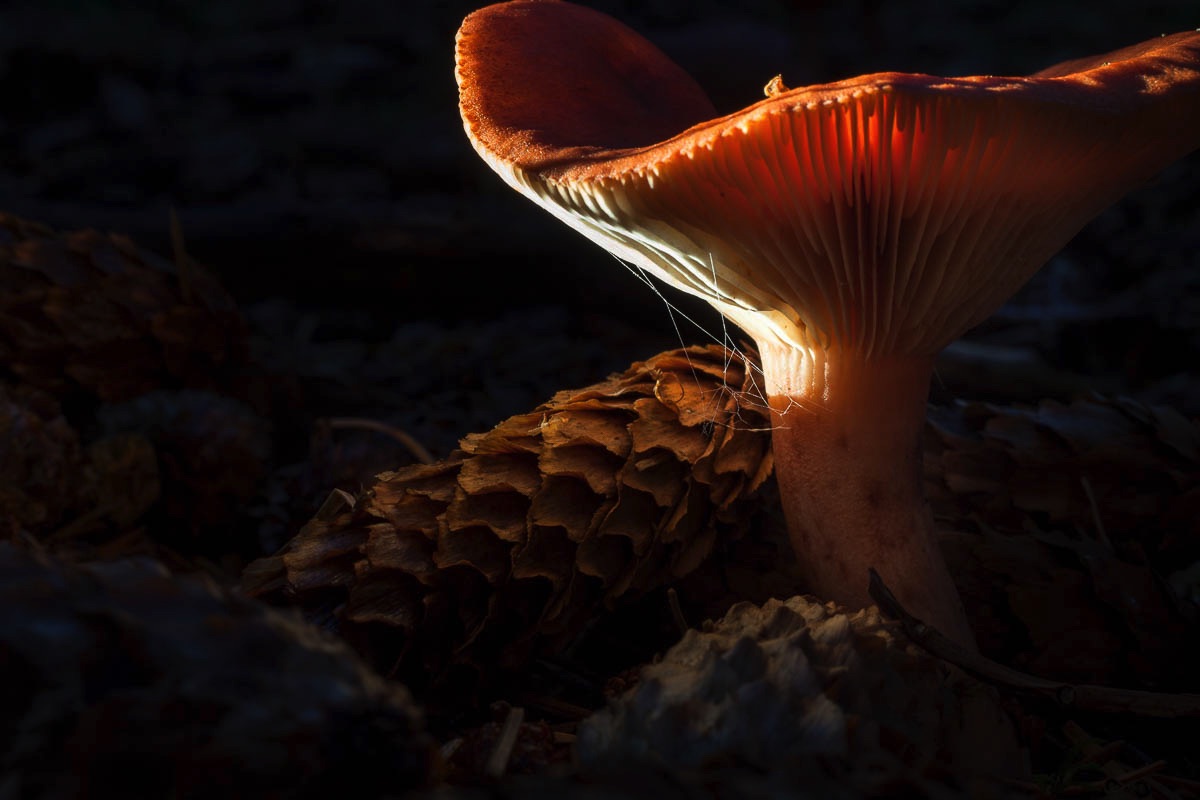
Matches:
[[455, 0, 1200, 651], [761, 347, 971, 643]]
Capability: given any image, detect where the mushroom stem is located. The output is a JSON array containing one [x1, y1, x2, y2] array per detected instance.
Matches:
[[759, 342, 976, 651]]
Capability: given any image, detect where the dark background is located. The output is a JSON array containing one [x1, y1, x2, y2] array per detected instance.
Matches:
[[2, 0, 1199, 455]]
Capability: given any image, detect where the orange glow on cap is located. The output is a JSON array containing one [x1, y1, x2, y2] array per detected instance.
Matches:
[[457, 1, 1200, 359]]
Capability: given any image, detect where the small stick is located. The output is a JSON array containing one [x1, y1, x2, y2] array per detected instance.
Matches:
[[1112, 759, 1166, 784], [1157, 773, 1200, 793], [666, 587, 689, 636], [328, 416, 435, 465], [513, 692, 595, 722], [868, 569, 1200, 718], [169, 207, 196, 304], [1061, 722, 1126, 766], [440, 738, 464, 762], [1063, 722, 1174, 799], [1079, 476, 1113, 551], [484, 706, 525, 778], [313, 488, 356, 522]]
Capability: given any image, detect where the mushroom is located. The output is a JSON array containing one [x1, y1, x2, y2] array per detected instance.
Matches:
[[455, 0, 1200, 649]]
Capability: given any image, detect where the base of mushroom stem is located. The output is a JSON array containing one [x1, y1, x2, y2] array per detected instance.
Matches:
[[757, 344, 978, 652]]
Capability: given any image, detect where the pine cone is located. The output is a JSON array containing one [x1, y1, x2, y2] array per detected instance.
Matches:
[[0, 382, 86, 535], [925, 396, 1200, 564], [244, 345, 773, 693], [576, 595, 1022, 789], [97, 388, 271, 547], [0, 381, 170, 562], [4, 388, 271, 564], [0, 543, 434, 798], [925, 397, 1200, 689], [0, 212, 248, 403]]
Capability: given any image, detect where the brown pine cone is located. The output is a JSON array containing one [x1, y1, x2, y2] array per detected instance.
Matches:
[[0, 383, 170, 564], [4, 388, 271, 565], [925, 396, 1200, 565], [0, 543, 434, 798], [0, 212, 248, 403], [924, 397, 1200, 690], [96, 388, 271, 547], [0, 382, 86, 536], [576, 595, 1023, 790], [244, 345, 774, 694]]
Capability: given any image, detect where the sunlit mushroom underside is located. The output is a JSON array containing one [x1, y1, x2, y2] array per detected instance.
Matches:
[[457, 1, 1200, 367]]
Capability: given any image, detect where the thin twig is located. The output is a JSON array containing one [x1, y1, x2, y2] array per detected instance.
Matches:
[[168, 207, 195, 304], [484, 706, 525, 778], [513, 692, 595, 722], [46, 506, 110, 542], [440, 737, 464, 762], [1156, 773, 1200, 793], [667, 587, 689, 636], [313, 488, 356, 522], [1114, 760, 1167, 784], [327, 416, 434, 465], [1079, 476, 1113, 551], [868, 569, 1200, 717], [1062, 722, 1176, 799], [996, 776, 1055, 799]]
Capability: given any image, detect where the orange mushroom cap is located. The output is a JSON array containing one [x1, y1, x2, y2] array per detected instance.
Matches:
[[456, 1, 1200, 395]]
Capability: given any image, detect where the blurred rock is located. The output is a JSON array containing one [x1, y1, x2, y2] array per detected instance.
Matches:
[[0, 543, 435, 799]]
